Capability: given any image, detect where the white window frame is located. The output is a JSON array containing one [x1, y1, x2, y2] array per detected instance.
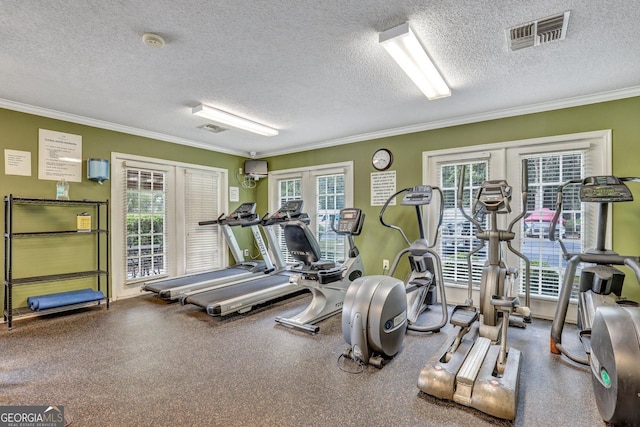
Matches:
[[111, 152, 228, 299], [267, 161, 354, 259], [423, 130, 611, 321]]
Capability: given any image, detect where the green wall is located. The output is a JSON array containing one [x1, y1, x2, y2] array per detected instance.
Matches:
[[0, 108, 250, 312], [3, 96, 640, 318], [263, 96, 640, 301]]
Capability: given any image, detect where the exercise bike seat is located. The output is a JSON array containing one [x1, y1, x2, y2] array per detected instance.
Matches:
[[284, 222, 335, 268], [284, 222, 340, 286], [450, 305, 479, 328]]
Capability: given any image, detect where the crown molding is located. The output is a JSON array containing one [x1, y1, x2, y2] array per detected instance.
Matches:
[[2, 85, 639, 159], [0, 98, 247, 157], [261, 85, 640, 157]]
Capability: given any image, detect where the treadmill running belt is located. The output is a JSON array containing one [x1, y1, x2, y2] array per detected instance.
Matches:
[[144, 267, 248, 293], [183, 274, 290, 308]]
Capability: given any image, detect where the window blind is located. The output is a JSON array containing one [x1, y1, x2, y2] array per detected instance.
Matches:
[[438, 160, 489, 288], [521, 151, 585, 298], [184, 169, 221, 273]]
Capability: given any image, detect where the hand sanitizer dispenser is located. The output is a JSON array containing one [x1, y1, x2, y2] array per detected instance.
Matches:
[[87, 158, 110, 184]]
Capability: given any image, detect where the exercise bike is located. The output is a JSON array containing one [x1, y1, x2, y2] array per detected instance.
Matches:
[[417, 160, 531, 420], [275, 207, 365, 334], [341, 185, 448, 368], [548, 175, 640, 426]]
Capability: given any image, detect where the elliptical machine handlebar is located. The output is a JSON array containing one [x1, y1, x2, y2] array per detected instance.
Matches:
[[456, 168, 483, 231], [378, 186, 444, 249], [456, 159, 529, 233], [507, 159, 529, 234], [379, 188, 414, 246], [624, 258, 640, 285], [548, 179, 582, 260]]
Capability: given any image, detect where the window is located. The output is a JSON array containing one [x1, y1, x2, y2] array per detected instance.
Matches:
[[522, 153, 584, 298], [424, 130, 611, 320], [274, 177, 302, 264], [125, 168, 167, 280], [111, 153, 227, 299], [269, 162, 353, 263], [439, 161, 488, 288], [316, 173, 346, 262]]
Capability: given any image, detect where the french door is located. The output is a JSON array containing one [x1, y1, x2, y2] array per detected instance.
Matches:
[[424, 131, 611, 320], [268, 162, 353, 263], [111, 153, 227, 299]]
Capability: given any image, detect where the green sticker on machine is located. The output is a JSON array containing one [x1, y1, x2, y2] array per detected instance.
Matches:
[[600, 369, 611, 387]]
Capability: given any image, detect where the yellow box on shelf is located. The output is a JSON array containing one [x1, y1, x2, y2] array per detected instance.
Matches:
[[76, 212, 91, 232]]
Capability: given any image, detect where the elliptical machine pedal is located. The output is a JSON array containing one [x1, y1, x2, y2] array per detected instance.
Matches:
[[450, 305, 479, 329]]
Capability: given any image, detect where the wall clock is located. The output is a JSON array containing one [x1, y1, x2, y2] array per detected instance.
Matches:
[[372, 148, 393, 171]]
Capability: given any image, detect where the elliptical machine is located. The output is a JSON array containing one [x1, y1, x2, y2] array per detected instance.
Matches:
[[275, 207, 365, 333], [341, 185, 448, 368], [549, 175, 640, 426], [417, 160, 531, 421], [378, 185, 449, 332]]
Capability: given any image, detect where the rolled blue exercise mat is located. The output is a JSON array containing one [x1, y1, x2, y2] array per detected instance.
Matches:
[[28, 288, 105, 311]]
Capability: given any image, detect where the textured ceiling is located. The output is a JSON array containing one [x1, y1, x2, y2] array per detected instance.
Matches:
[[1, 1, 639, 158]]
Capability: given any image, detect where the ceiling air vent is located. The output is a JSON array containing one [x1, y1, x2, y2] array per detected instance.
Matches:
[[198, 124, 227, 133], [508, 11, 570, 51]]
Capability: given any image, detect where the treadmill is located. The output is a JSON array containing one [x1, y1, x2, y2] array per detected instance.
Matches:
[[142, 202, 274, 300], [180, 200, 308, 316]]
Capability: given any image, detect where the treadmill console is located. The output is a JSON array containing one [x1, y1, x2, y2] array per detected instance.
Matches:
[[198, 202, 257, 226], [229, 202, 257, 219], [401, 186, 432, 206], [335, 208, 364, 235], [263, 199, 308, 225], [272, 199, 303, 219], [580, 176, 634, 203]]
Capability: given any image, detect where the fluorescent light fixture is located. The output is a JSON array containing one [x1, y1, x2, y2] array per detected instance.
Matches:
[[379, 22, 451, 100], [192, 104, 279, 137]]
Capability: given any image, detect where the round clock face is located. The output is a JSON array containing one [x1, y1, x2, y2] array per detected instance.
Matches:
[[372, 148, 393, 171]]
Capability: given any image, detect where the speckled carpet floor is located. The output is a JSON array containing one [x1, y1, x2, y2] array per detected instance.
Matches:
[[1, 293, 603, 426]]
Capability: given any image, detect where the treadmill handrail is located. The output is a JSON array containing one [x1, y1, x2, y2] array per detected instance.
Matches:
[[198, 213, 225, 226]]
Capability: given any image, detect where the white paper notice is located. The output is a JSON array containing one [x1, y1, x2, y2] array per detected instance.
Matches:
[[229, 186, 240, 202], [4, 149, 31, 176], [38, 129, 82, 182], [371, 170, 396, 206]]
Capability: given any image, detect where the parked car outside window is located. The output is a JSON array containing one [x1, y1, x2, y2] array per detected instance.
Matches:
[[525, 222, 566, 239]]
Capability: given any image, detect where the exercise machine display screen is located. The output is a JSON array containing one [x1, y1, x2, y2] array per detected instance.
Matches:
[[580, 176, 633, 203], [272, 200, 304, 218], [233, 202, 257, 218], [401, 186, 432, 206], [336, 208, 363, 234], [478, 180, 511, 208]]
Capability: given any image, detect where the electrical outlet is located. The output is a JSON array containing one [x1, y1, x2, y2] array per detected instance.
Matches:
[[239, 167, 243, 175], [383, 259, 389, 270], [244, 249, 250, 257]]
